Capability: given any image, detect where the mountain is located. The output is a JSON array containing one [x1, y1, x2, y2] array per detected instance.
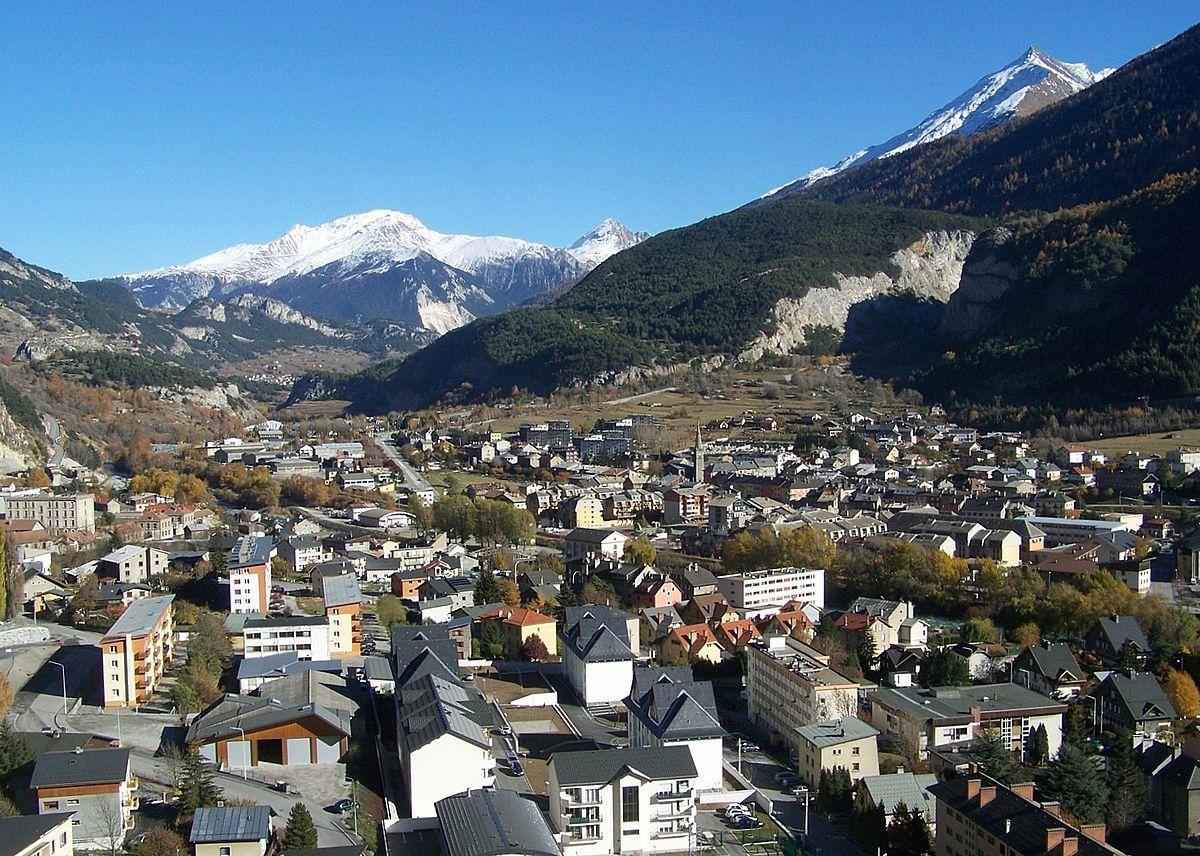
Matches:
[[567, 219, 650, 267], [311, 22, 1200, 413], [117, 210, 600, 331], [758, 47, 1112, 202]]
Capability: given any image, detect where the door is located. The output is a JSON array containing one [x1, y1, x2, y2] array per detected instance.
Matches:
[[316, 735, 343, 763], [226, 740, 251, 769], [286, 738, 312, 765]]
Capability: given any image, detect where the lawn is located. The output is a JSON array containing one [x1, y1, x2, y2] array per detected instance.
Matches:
[[1087, 427, 1200, 457]]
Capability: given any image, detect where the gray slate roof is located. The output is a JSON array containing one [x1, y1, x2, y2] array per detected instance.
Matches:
[[553, 745, 696, 786], [103, 594, 173, 639], [1093, 615, 1151, 653], [321, 572, 361, 608], [229, 535, 274, 569], [31, 748, 131, 787], [870, 684, 1066, 723], [435, 789, 559, 856], [1101, 670, 1177, 722], [795, 716, 879, 749], [627, 667, 724, 741], [0, 814, 76, 856], [190, 806, 272, 843], [186, 672, 358, 744], [400, 674, 491, 753], [1018, 641, 1084, 682], [235, 653, 342, 681], [561, 605, 633, 663]]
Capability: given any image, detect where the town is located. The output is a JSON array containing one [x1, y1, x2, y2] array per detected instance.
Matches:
[[0, 382, 1196, 856]]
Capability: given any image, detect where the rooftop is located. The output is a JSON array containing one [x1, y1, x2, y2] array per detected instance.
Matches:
[[435, 789, 559, 856], [102, 594, 173, 639], [190, 806, 273, 843], [795, 716, 879, 749], [0, 814, 76, 856], [552, 745, 696, 787], [31, 748, 131, 788]]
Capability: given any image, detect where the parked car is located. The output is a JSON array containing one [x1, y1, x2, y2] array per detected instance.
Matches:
[[775, 771, 799, 784]]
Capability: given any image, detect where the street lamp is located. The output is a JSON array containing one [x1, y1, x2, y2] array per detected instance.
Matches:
[[49, 660, 67, 717], [232, 726, 248, 780], [794, 785, 810, 838]]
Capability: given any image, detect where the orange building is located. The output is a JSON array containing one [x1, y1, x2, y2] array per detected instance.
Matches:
[[101, 594, 174, 708]]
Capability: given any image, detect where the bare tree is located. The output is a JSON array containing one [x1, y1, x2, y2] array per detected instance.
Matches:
[[94, 794, 128, 856]]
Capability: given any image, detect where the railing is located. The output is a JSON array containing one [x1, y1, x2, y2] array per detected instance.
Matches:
[[127, 776, 139, 790], [652, 789, 692, 801], [560, 792, 602, 807]]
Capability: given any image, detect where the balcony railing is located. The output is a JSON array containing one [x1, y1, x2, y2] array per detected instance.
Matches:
[[127, 776, 139, 790], [652, 789, 692, 801], [560, 792, 602, 807]]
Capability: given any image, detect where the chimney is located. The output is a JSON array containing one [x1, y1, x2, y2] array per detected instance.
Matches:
[[1045, 828, 1066, 850], [1009, 782, 1035, 801], [965, 778, 981, 801], [1043, 801, 1063, 818], [978, 786, 997, 807], [1080, 823, 1107, 844], [1061, 836, 1079, 856]]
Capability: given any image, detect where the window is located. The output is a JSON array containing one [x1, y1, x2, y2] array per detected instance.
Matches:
[[108, 646, 117, 653], [44, 801, 59, 810], [622, 786, 640, 823], [71, 821, 80, 828], [66, 799, 79, 806], [220, 849, 232, 856]]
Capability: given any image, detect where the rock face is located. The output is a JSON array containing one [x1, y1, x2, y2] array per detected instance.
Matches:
[[936, 228, 1021, 337], [738, 230, 977, 361]]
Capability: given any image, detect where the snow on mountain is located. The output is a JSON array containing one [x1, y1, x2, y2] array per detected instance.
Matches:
[[760, 47, 1114, 201], [117, 210, 590, 332], [566, 219, 650, 267]]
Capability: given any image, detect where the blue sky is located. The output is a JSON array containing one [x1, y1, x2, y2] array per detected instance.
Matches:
[[1, 2, 1195, 280]]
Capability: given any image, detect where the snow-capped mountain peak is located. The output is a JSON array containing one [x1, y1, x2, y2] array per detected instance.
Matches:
[[759, 46, 1114, 201], [566, 219, 650, 267]]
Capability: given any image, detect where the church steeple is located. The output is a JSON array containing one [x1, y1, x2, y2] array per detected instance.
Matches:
[[694, 423, 705, 484]]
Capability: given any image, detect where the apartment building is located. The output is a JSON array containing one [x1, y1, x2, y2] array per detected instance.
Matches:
[[795, 717, 880, 789], [31, 749, 137, 850], [745, 636, 859, 743], [318, 572, 362, 658], [101, 594, 175, 708], [228, 535, 274, 615], [626, 667, 725, 792], [242, 615, 331, 661], [0, 813, 76, 856], [277, 535, 329, 572], [561, 605, 637, 707], [929, 771, 1119, 856], [95, 544, 169, 584], [477, 605, 558, 659], [716, 566, 825, 610], [5, 493, 95, 534], [549, 746, 696, 856]]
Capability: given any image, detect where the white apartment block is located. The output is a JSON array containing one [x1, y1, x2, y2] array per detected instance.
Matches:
[[745, 635, 859, 743], [5, 493, 95, 534], [717, 566, 825, 610], [550, 746, 696, 856], [228, 535, 274, 615], [242, 616, 331, 661]]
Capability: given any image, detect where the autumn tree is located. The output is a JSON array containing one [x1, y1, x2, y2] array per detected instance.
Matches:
[[624, 537, 656, 566], [1012, 623, 1042, 648], [520, 634, 550, 662], [134, 828, 187, 856], [1164, 668, 1200, 718]]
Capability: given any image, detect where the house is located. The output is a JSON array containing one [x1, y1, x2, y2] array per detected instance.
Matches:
[[242, 615, 331, 661], [660, 623, 723, 664], [1092, 670, 1176, 739], [639, 606, 684, 649], [625, 667, 724, 791], [929, 772, 1119, 856], [278, 535, 329, 572], [1153, 752, 1200, 837], [834, 598, 925, 656], [794, 717, 880, 789], [1012, 642, 1086, 699], [477, 605, 557, 659], [187, 671, 358, 768], [669, 564, 719, 599], [866, 684, 1067, 762], [1086, 615, 1150, 667], [716, 566, 825, 610], [434, 789, 559, 856], [878, 647, 924, 688], [399, 674, 495, 817], [631, 577, 683, 611], [564, 528, 628, 566], [419, 577, 474, 612], [95, 544, 169, 583], [235, 652, 342, 693], [549, 746, 696, 856], [95, 582, 153, 610], [31, 748, 136, 851], [745, 636, 860, 743], [189, 806, 273, 856], [101, 594, 175, 708], [854, 772, 937, 828], [714, 618, 762, 653], [0, 813, 76, 856], [560, 605, 636, 707], [24, 570, 69, 615], [948, 642, 1006, 682]]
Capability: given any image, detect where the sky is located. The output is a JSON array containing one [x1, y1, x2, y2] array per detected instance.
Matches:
[[1, 2, 1196, 280]]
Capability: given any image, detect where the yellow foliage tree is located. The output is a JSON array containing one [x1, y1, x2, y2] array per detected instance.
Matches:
[[1164, 669, 1200, 719]]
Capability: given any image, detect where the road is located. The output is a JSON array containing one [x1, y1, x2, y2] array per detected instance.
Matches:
[[43, 414, 64, 468], [374, 435, 435, 498], [607, 385, 677, 406]]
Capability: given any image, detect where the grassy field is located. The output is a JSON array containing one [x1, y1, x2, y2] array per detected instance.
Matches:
[[1086, 428, 1200, 457]]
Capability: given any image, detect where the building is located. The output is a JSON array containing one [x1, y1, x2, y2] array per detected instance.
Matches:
[[189, 806, 273, 856], [235, 652, 341, 693], [855, 772, 937, 828], [31, 748, 136, 851], [560, 606, 636, 707], [745, 636, 860, 744], [477, 605, 557, 659], [95, 544, 169, 584], [549, 746, 696, 856], [399, 673, 495, 818], [242, 615, 331, 661], [1085, 615, 1150, 667], [228, 535, 274, 615], [928, 771, 1119, 856], [187, 671, 357, 769], [1093, 670, 1176, 739], [716, 566, 825, 610], [794, 717, 880, 789], [564, 528, 628, 565], [318, 573, 362, 658], [0, 813, 76, 856], [1012, 642, 1086, 699], [625, 667, 725, 792], [278, 536, 329, 572], [434, 789, 559, 856], [833, 598, 924, 654], [4, 493, 95, 534], [100, 594, 175, 708], [866, 684, 1067, 762]]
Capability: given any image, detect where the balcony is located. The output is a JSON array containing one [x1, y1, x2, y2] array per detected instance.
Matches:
[[652, 789, 692, 802], [653, 807, 692, 820], [560, 791, 602, 807], [122, 795, 139, 810], [127, 776, 139, 791]]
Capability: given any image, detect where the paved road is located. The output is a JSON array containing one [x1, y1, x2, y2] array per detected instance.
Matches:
[[374, 435, 435, 498], [607, 385, 678, 406], [43, 414, 64, 468]]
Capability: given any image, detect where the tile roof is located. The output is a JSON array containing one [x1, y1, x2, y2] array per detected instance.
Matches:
[[552, 745, 696, 787], [31, 748, 131, 787], [102, 593, 173, 639], [189, 806, 272, 843], [435, 789, 559, 856]]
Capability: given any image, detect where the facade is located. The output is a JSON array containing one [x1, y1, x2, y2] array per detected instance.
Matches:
[[31, 749, 136, 851], [625, 667, 725, 792], [716, 566, 825, 610], [549, 746, 696, 856], [560, 606, 637, 707], [95, 545, 169, 583], [745, 636, 860, 744], [100, 594, 175, 708], [564, 528, 628, 564], [0, 813, 76, 856], [228, 535, 274, 615], [477, 605, 557, 659], [189, 806, 272, 856], [318, 573, 362, 658], [928, 771, 1118, 856], [278, 535, 329, 572], [242, 615, 331, 661], [867, 684, 1066, 762], [794, 717, 880, 789], [5, 493, 95, 534], [1093, 670, 1176, 739]]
